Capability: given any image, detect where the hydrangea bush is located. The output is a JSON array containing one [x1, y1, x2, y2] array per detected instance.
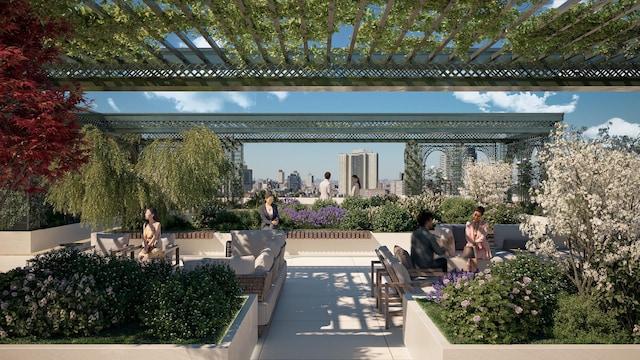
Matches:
[[0, 249, 243, 342], [425, 253, 570, 344], [437, 269, 544, 344]]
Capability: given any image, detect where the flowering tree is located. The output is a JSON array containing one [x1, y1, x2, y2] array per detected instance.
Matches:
[[522, 124, 640, 330], [0, 0, 87, 216], [459, 159, 513, 206]]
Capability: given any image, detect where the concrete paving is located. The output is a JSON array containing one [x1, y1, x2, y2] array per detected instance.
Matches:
[[251, 256, 410, 360]]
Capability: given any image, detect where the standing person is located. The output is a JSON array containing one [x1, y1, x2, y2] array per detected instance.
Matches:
[[350, 174, 361, 197], [259, 190, 279, 230], [464, 206, 491, 271], [319, 171, 332, 200], [139, 207, 161, 261], [410, 211, 448, 272]]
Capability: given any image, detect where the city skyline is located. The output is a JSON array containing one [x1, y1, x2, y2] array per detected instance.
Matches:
[[86, 91, 640, 180]]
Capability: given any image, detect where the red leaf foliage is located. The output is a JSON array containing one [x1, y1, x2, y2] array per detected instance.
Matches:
[[0, 0, 88, 203]]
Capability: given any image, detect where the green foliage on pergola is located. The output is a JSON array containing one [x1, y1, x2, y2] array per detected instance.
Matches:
[[30, 1, 640, 90], [33, 0, 639, 64]]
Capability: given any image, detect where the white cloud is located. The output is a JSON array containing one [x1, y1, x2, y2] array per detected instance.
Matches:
[[107, 98, 121, 112], [192, 36, 211, 48], [452, 91, 579, 113], [584, 118, 640, 138], [143, 92, 254, 112], [548, 0, 567, 8], [268, 92, 289, 101], [548, 0, 586, 9]]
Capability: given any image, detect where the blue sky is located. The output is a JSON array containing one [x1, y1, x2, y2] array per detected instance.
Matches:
[[86, 91, 640, 181]]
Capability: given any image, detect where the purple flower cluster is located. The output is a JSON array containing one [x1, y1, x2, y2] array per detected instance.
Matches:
[[281, 206, 347, 229], [425, 270, 475, 303]]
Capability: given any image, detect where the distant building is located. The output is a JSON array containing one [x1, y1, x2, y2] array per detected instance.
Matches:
[[242, 165, 253, 193], [389, 180, 404, 197], [338, 149, 378, 196], [306, 173, 314, 188], [287, 171, 302, 192], [276, 169, 285, 185]]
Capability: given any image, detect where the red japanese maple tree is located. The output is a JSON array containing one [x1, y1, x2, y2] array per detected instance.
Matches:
[[0, 0, 88, 210]]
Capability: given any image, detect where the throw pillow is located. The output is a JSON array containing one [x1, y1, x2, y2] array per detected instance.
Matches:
[[229, 255, 256, 275], [394, 245, 415, 269], [254, 248, 274, 272], [434, 225, 456, 257]]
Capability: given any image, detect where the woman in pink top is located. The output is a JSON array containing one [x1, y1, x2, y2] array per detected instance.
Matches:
[[464, 206, 491, 271]]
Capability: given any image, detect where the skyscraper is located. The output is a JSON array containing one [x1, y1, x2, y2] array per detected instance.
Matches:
[[338, 149, 378, 196], [276, 169, 285, 185]]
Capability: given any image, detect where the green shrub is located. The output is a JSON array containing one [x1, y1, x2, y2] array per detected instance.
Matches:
[[339, 208, 372, 230], [490, 253, 572, 335], [553, 294, 629, 344], [210, 210, 259, 231], [439, 197, 477, 224], [164, 215, 196, 231], [439, 269, 545, 344], [311, 199, 338, 211], [371, 203, 413, 232], [482, 203, 523, 229], [340, 196, 371, 212], [138, 263, 243, 342], [193, 199, 226, 228], [0, 250, 243, 343], [0, 249, 153, 339]]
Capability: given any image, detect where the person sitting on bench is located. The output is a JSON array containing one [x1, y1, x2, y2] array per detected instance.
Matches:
[[410, 211, 447, 272]]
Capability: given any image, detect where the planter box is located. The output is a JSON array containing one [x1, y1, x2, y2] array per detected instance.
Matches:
[[282, 232, 411, 256], [403, 294, 640, 360], [0, 223, 92, 255], [0, 294, 258, 360]]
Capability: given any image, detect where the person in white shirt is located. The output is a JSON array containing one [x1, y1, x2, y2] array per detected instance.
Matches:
[[319, 171, 332, 200], [350, 174, 361, 197]]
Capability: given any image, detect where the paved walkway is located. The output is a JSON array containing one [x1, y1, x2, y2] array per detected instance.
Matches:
[[251, 256, 410, 360]]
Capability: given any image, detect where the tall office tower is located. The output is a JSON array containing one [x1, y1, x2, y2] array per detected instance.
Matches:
[[287, 171, 302, 192], [338, 149, 379, 196], [276, 169, 285, 184], [242, 165, 253, 193], [306, 173, 314, 188]]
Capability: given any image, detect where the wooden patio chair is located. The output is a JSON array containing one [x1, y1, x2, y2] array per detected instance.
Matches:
[[374, 246, 445, 328]]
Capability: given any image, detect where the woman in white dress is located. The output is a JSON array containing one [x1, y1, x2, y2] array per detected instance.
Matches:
[[350, 174, 361, 197]]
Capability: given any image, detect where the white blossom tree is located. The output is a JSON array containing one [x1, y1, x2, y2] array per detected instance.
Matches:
[[521, 124, 640, 331], [459, 159, 513, 206]]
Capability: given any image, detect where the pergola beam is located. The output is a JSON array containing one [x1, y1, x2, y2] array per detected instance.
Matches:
[[78, 112, 562, 143]]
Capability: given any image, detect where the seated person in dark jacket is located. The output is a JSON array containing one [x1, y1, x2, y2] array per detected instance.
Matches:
[[410, 211, 447, 272]]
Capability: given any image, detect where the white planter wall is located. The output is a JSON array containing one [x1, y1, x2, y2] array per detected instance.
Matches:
[[0, 295, 258, 360], [403, 294, 640, 360], [0, 223, 92, 255]]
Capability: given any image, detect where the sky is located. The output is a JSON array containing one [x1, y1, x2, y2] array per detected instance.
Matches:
[[86, 91, 640, 181]]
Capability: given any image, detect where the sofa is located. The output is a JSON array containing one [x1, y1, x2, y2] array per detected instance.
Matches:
[[227, 230, 287, 332], [433, 224, 523, 271]]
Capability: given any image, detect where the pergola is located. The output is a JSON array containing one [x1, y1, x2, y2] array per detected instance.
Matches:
[[42, 0, 634, 193], [46, 0, 640, 91]]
